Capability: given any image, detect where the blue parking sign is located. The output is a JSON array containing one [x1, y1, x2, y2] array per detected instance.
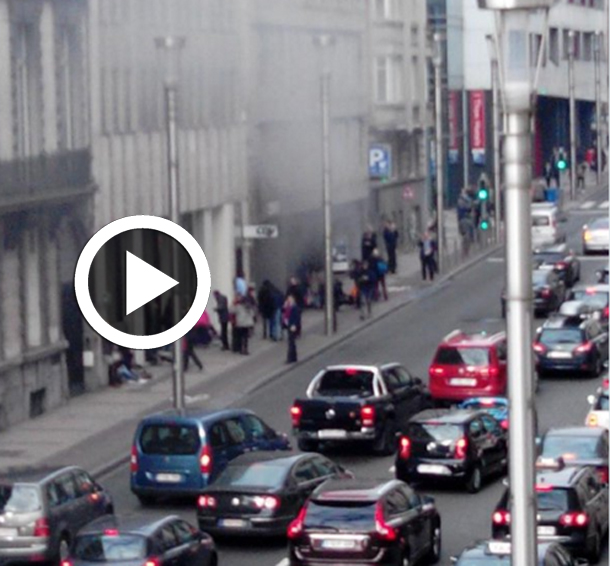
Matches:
[[369, 145, 391, 179]]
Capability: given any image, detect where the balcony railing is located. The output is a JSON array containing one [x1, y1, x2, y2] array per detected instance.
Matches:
[[0, 149, 92, 200]]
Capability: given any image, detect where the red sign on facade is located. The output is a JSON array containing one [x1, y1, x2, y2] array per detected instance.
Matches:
[[448, 91, 459, 164], [470, 90, 486, 165]]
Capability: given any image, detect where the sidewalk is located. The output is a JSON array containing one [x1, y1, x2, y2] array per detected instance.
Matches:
[[0, 212, 497, 477]]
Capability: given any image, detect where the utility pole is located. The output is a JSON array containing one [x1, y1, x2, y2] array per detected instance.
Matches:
[[433, 31, 445, 272], [568, 30, 577, 199], [594, 31, 603, 183], [488, 35, 502, 243]]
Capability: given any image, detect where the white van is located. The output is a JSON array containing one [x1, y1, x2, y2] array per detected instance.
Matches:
[[531, 204, 564, 248]]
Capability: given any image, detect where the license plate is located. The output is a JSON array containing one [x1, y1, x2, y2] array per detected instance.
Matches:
[[547, 351, 572, 359], [321, 539, 357, 550], [219, 518, 248, 528], [0, 528, 17, 537], [318, 429, 347, 439], [155, 473, 182, 483], [417, 464, 450, 475], [537, 526, 556, 536], [450, 378, 477, 386]]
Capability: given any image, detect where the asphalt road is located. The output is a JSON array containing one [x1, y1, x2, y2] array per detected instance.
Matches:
[[98, 198, 609, 566]]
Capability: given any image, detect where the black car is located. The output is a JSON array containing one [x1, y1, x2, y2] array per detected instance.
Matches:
[[533, 243, 581, 287], [492, 463, 608, 563], [501, 269, 565, 318], [287, 478, 441, 566], [196, 451, 352, 537], [538, 427, 608, 485], [0, 466, 114, 564], [533, 314, 608, 377], [66, 514, 217, 566], [453, 539, 589, 566], [394, 409, 508, 494]]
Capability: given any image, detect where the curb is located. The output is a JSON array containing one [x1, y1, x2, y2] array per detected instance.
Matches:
[[92, 242, 500, 480]]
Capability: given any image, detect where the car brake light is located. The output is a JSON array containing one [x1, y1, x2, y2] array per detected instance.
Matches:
[[536, 483, 554, 491], [560, 512, 589, 527], [455, 437, 468, 459], [555, 261, 567, 270], [533, 343, 546, 354], [479, 366, 499, 379], [574, 342, 594, 354], [61, 560, 73, 566], [144, 558, 160, 566], [287, 504, 308, 539], [492, 510, 511, 525], [375, 502, 397, 541], [429, 365, 445, 376], [540, 287, 552, 298], [253, 496, 279, 510], [361, 405, 375, 427], [345, 368, 359, 375], [604, 306, 609, 318], [597, 467, 609, 484], [104, 529, 119, 536], [399, 437, 411, 460], [130, 445, 138, 473], [33, 518, 50, 537], [199, 445, 212, 474], [197, 495, 216, 508], [290, 405, 302, 427], [604, 378, 609, 389], [500, 419, 509, 430]]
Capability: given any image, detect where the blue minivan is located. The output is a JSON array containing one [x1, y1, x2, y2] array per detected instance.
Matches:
[[130, 408, 291, 504]]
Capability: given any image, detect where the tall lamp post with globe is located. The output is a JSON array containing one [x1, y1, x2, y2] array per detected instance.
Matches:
[[477, 2, 555, 565]]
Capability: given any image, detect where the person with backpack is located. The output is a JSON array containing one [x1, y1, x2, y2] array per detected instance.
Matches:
[[370, 248, 388, 301]]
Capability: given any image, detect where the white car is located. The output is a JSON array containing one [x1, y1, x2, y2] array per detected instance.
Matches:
[[585, 379, 609, 429], [583, 217, 609, 254]]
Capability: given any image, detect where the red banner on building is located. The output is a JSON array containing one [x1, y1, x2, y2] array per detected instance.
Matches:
[[448, 91, 459, 164], [470, 90, 486, 165]]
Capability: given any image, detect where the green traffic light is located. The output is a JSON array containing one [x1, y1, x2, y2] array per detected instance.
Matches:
[[557, 159, 567, 171], [480, 219, 490, 231], [477, 188, 489, 200]]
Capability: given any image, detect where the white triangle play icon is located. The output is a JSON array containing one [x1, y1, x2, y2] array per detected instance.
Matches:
[[125, 251, 179, 316]]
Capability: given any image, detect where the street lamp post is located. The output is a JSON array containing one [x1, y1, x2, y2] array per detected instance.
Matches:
[[594, 31, 603, 183], [314, 34, 335, 336], [155, 35, 186, 410], [487, 35, 503, 243], [568, 29, 577, 199], [478, 2, 555, 566], [433, 32, 445, 272]]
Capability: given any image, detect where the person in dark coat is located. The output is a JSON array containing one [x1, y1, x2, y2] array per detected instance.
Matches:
[[283, 294, 301, 363], [418, 231, 437, 281], [361, 226, 377, 262], [257, 280, 275, 339], [382, 221, 399, 274], [357, 260, 377, 320], [213, 290, 230, 351], [182, 332, 203, 371], [286, 276, 304, 309]]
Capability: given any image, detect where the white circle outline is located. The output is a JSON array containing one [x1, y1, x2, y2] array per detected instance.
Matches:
[[74, 215, 211, 350]]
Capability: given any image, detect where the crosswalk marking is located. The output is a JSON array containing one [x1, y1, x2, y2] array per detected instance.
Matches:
[[581, 201, 596, 209]]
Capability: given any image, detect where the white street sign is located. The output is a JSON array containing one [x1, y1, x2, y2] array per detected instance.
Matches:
[[243, 225, 279, 239]]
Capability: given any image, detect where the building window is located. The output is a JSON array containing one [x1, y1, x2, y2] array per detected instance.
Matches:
[[562, 29, 571, 60], [530, 33, 545, 67], [549, 27, 559, 64], [583, 32, 593, 61], [375, 55, 403, 104], [411, 24, 419, 47]]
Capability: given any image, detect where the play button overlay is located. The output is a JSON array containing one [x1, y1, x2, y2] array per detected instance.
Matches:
[[74, 215, 211, 350], [125, 251, 178, 315]]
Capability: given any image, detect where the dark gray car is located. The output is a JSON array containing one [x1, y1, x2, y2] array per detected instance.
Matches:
[[0, 466, 114, 564]]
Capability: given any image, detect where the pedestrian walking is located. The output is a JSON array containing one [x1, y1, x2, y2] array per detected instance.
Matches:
[[577, 162, 587, 191], [213, 290, 230, 350], [418, 231, 437, 281], [232, 295, 255, 355], [357, 260, 376, 320], [382, 221, 399, 274], [182, 332, 203, 371], [361, 226, 377, 262], [283, 294, 301, 363], [370, 248, 388, 301], [257, 280, 276, 339]]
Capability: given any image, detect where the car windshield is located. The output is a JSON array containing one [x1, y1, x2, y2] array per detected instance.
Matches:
[[316, 370, 374, 397], [0, 484, 41, 513], [536, 488, 569, 511], [407, 422, 462, 443], [213, 463, 287, 489], [570, 290, 609, 309], [304, 501, 376, 530], [539, 329, 583, 346], [542, 435, 600, 460], [73, 534, 147, 562], [435, 347, 490, 366], [532, 271, 550, 285], [534, 253, 562, 264], [591, 218, 609, 230], [139, 424, 200, 455], [532, 216, 551, 227], [594, 394, 609, 411]]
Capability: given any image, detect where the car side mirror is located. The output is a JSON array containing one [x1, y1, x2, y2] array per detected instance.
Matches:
[[450, 556, 458, 564], [587, 394, 596, 405]]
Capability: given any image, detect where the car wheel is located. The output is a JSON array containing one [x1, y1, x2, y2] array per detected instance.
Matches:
[[297, 438, 319, 452], [587, 531, 601, 564], [373, 420, 396, 456], [137, 494, 156, 506], [426, 523, 441, 564], [465, 465, 482, 494]]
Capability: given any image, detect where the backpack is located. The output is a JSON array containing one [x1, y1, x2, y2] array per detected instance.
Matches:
[[377, 261, 388, 276]]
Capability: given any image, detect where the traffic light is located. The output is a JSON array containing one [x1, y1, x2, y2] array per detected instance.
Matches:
[[477, 186, 490, 201], [480, 218, 490, 231], [556, 157, 567, 171]]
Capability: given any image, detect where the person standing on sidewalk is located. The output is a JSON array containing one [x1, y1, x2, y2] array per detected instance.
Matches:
[[382, 221, 399, 274], [233, 295, 255, 355], [283, 294, 301, 363], [370, 248, 388, 301], [257, 280, 275, 339], [577, 162, 587, 192], [418, 231, 437, 281], [361, 226, 377, 262], [213, 290, 230, 351], [357, 260, 376, 320]]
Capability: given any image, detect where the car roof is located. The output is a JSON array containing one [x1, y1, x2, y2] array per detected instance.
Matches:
[[410, 408, 481, 424], [0, 465, 81, 484], [227, 451, 308, 467], [545, 426, 606, 438], [77, 514, 181, 536], [571, 284, 609, 293], [139, 408, 252, 424], [439, 329, 505, 347], [541, 315, 586, 329], [536, 466, 585, 488], [312, 478, 402, 502], [323, 364, 380, 372]]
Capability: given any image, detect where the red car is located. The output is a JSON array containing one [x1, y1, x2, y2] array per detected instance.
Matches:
[[429, 330, 508, 404]]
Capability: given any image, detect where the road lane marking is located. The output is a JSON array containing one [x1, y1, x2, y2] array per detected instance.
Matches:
[[581, 201, 596, 209], [275, 559, 289, 566], [600, 201, 609, 208], [487, 257, 504, 263]]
